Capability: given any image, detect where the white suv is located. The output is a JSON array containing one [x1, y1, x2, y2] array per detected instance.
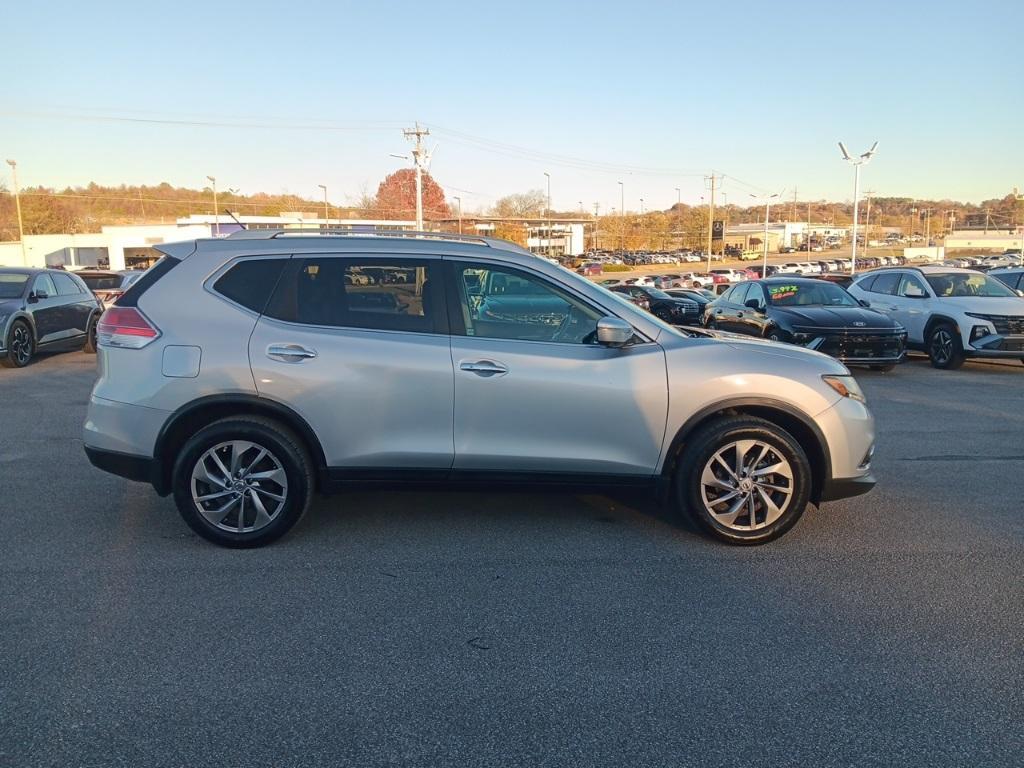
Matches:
[[848, 266, 1024, 369]]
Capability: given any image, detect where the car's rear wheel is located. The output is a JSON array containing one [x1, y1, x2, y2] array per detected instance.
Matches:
[[674, 416, 812, 544], [1, 320, 34, 368], [172, 416, 313, 548], [83, 315, 98, 353], [927, 323, 965, 370]]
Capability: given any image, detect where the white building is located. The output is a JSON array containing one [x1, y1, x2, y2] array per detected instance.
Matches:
[[0, 214, 418, 270], [944, 228, 1023, 251]]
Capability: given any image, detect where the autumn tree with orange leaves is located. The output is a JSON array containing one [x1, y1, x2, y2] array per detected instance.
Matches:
[[374, 168, 450, 220]]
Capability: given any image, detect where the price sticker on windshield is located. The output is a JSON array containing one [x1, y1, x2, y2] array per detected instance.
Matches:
[[768, 285, 799, 300]]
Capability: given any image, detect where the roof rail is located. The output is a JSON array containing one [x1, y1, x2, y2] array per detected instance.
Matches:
[[225, 228, 492, 245]]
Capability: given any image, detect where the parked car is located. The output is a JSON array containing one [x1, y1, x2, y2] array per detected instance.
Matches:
[[709, 269, 747, 282], [681, 252, 702, 263], [576, 262, 603, 276], [76, 269, 146, 308], [704, 278, 906, 370], [83, 231, 876, 547], [779, 246, 797, 254], [989, 268, 1024, 294], [815, 274, 854, 288], [664, 288, 715, 313], [847, 266, 1024, 369], [745, 265, 779, 278], [609, 285, 701, 326], [0, 267, 103, 368]]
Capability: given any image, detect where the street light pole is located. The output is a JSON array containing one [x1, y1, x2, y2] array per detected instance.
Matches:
[[453, 196, 462, 234], [617, 181, 624, 252], [5, 159, 25, 265], [838, 141, 878, 276], [751, 192, 780, 277], [206, 175, 219, 236], [675, 187, 681, 206], [318, 184, 329, 228], [543, 171, 551, 256]]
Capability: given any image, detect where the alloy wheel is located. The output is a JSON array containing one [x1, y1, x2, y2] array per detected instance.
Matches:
[[11, 325, 31, 366], [699, 439, 794, 531], [190, 440, 289, 533], [931, 329, 953, 364]]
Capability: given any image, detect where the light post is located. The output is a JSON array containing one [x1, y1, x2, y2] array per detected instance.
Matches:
[[838, 141, 878, 276], [617, 181, 624, 252], [751, 192, 780, 277], [862, 190, 875, 256], [453, 196, 462, 234], [318, 184, 329, 228], [206, 175, 219, 235], [5, 159, 25, 265], [543, 171, 551, 256], [675, 187, 681, 206]]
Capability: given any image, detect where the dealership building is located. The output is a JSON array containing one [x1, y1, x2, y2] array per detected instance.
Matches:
[[0, 214, 417, 271]]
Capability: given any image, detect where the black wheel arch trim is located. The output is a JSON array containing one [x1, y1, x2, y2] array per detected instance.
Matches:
[[153, 393, 328, 495], [659, 397, 833, 503], [924, 314, 961, 337]]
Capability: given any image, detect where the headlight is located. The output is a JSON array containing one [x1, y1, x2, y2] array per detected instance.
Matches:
[[822, 374, 866, 403]]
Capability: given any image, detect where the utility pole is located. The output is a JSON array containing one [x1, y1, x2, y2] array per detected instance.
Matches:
[[403, 122, 432, 231], [453, 196, 462, 234], [790, 187, 797, 222], [807, 201, 812, 252], [704, 174, 719, 272], [5, 159, 25, 265], [593, 203, 600, 250], [924, 208, 931, 244]]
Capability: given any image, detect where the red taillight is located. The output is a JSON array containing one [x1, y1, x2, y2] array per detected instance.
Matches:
[[97, 307, 160, 349]]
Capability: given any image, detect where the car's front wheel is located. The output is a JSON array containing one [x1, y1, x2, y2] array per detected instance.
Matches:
[[83, 315, 99, 353], [1, 320, 34, 368], [172, 416, 314, 548], [674, 416, 812, 544], [927, 323, 965, 370]]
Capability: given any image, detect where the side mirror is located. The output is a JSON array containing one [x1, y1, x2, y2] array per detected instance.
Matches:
[[596, 316, 633, 348], [744, 298, 764, 312], [1017, 289, 1024, 297], [858, 299, 871, 307], [29, 290, 48, 301]]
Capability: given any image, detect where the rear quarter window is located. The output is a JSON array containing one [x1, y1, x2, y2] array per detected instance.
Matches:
[[213, 259, 288, 313]]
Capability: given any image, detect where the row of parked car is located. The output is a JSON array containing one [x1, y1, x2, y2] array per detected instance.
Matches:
[[597, 265, 1024, 372], [0, 268, 143, 368]]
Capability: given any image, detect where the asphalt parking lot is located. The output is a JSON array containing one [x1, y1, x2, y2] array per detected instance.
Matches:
[[2, 351, 1022, 767]]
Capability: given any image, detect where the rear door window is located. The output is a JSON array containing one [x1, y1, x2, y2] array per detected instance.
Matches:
[[213, 259, 288, 313], [51, 272, 83, 296], [869, 272, 900, 295], [266, 257, 444, 334]]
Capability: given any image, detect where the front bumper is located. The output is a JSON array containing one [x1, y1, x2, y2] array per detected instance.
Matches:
[[820, 473, 877, 502], [968, 333, 1024, 357]]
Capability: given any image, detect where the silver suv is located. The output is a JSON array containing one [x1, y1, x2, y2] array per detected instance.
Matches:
[[83, 231, 876, 547]]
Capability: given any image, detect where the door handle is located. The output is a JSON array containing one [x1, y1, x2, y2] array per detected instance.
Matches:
[[267, 343, 318, 362], [459, 359, 508, 377]]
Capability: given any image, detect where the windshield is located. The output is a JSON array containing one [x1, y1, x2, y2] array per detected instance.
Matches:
[[925, 272, 1017, 298], [767, 282, 859, 307], [0, 273, 29, 299], [79, 274, 122, 290]]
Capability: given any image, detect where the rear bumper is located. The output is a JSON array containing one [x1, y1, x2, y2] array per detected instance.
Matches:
[[84, 445, 159, 487]]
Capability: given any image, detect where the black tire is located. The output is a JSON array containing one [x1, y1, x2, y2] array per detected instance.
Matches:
[[927, 323, 965, 370], [171, 416, 314, 548], [1, 319, 34, 368], [83, 315, 98, 354], [672, 416, 812, 545], [870, 363, 896, 372]]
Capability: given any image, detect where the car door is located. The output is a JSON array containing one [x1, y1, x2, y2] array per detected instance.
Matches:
[[50, 271, 92, 340], [721, 284, 751, 333], [250, 254, 455, 474], [894, 273, 931, 341], [447, 260, 668, 477], [860, 270, 903, 323], [27, 273, 64, 345], [738, 283, 768, 336]]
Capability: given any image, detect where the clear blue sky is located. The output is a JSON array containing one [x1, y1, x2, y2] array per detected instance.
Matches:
[[1, 0, 1021, 213]]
